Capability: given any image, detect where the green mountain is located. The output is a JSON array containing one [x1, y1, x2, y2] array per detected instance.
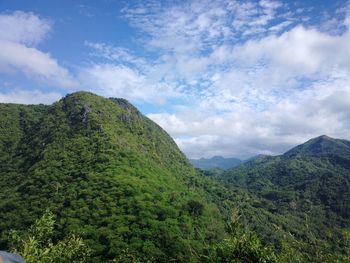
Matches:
[[284, 135, 350, 169], [0, 92, 227, 262], [1, 92, 349, 262], [190, 156, 242, 170], [207, 135, 350, 261]]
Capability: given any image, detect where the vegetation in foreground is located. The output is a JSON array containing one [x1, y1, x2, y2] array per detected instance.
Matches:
[[9, 210, 279, 263]]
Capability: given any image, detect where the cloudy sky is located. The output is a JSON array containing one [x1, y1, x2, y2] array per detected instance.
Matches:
[[1, 0, 350, 159]]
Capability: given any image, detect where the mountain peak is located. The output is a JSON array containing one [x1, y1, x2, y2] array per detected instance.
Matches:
[[60, 92, 140, 116], [0, 92, 223, 261], [284, 135, 350, 158], [63, 91, 98, 101], [318, 134, 331, 139]]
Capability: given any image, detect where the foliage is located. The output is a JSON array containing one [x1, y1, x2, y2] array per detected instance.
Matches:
[[1, 93, 349, 262], [207, 210, 278, 263], [0, 92, 225, 262], [8, 210, 91, 263], [205, 135, 350, 262]]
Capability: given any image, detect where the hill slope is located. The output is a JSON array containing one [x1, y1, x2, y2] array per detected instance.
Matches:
[[207, 135, 350, 261], [2, 94, 349, 262], [0, 92, 225, 262]]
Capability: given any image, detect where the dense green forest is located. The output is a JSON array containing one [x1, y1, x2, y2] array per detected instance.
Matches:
[[0, 92, 275, 262], [0, 92, 349, 262], [0, 92, 225, 262], [205, 135, 350, 262]]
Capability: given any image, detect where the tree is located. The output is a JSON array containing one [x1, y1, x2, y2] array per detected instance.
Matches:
[[210, 210, 279, 263], [8, 210, 91, 263]]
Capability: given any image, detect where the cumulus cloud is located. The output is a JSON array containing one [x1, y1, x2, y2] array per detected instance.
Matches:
[[84, 0, 300, 105], [79, 63, 179, 104], [234, 26, 350, 76], [0, 11, 77, 88], [123, 0, 287, 52], [125, 0, 350, 158], [15, 0, 344, 159], [0, 89, 61, 104], [0, 11, 51, 46], [148, 75, 350, 159], [0, 40, 77, 87], [0, 1, 348, 158]]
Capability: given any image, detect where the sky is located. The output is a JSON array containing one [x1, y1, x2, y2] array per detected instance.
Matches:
[[0, 0, 350, 159]]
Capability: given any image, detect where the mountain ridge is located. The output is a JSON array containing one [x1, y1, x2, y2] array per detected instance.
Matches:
[[1, 92, 349, 262], [0, 91, 226, 262], [283, 135, 350, 159], [206, 134, 350, 261]]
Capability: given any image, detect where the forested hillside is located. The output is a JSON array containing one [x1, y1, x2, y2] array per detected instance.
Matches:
[[206, 135, 350, 262], [0, 92, 229, 262], [1, 92, 349, 262]]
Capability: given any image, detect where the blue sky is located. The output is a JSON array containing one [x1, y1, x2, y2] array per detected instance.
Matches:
[[1, 0, 350, 158]]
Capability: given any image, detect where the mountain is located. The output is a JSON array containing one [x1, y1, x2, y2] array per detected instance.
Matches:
[[207, 135, 350, 261], [190, 156, 242, 170], [284, 135, 350, 168], [0, 92, 227, 262], [1, 93, 349, 262]]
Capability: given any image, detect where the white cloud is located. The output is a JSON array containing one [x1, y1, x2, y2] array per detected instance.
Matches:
[[268, 20, 293, 33], [90, 1, 350, 158], [0, 11, 77, 88], [0, 11, 51, 46], [1, 2, 348, 159], [0, 89, 61, 104], [234, 26, 350, 76], [79, 63, 179, 104], [149, 74, 350, 159], [123, 0, 288, 55], [117, 0, 298, 88], [85, 41, 148, 69], [0, 40, 77, 87]]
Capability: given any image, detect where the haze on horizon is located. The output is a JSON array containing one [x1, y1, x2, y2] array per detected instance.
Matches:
[[0, 0, 350, 159]]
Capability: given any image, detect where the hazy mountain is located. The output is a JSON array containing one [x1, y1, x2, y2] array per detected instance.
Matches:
[[190, 156, 242, 170]]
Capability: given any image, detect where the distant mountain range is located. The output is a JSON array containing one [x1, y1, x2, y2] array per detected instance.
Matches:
[[190, 156, 242, 170]]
